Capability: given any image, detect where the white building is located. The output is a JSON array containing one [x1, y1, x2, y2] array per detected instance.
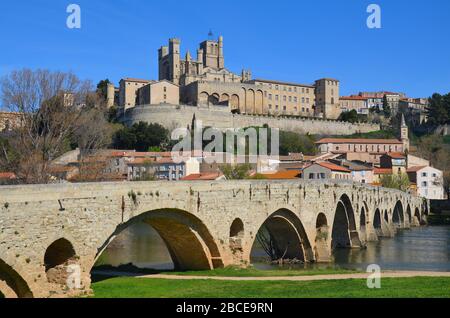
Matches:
[[407, 166, 445, 200]]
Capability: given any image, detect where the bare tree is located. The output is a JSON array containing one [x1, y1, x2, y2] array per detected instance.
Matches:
[[0, 69, 96, 183]]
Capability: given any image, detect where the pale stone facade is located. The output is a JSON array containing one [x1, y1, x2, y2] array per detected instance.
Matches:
[[119, 78, 153, 110], [340, 96, 369, 115], [314, 78, 341, 119], [113, 36, 345, 120], [0, 180, 427, 298], [137, 80, 179, 106], [122, 104, 380, 136]]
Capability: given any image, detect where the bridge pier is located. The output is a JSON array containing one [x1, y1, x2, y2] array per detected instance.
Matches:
[[0, 180, 427, 298]]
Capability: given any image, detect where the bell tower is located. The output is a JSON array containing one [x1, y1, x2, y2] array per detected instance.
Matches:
[[400, 114, 410, 153]]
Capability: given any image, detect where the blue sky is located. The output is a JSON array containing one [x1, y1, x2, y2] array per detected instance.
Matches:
[[0, 0, 449, 97]]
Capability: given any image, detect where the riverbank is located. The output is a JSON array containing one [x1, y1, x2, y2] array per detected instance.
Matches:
[[91, 276, 450, 298], [92, 265, 361, 278]]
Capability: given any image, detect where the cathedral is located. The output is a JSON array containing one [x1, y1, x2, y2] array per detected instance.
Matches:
[[112, 35, 342, 120]]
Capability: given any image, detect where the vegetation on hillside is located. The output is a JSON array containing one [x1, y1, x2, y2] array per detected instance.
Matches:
[[0, 69, 117, 184]]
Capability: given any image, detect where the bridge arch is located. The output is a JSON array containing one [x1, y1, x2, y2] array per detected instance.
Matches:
[[414, 208, 421, 225], [230, 218, 244, 238], [359, 204, 368, 243], [314, 213, 329, 262], [406, 204, 412, 225], [373, 209, 382, 237], [392, 201, 404, 228], [331, 194, 360, 249], [0, 259, 33, 298], [44, 238, 79, 286], [384, 210, 389, 223], [95, 209, 223, 271], [251, 209, 313, 263]]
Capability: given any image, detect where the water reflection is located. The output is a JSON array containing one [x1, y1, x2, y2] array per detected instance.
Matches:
[[95, 223, 450, 272]]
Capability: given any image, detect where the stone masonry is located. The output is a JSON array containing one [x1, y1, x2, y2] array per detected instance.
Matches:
[[0, 180, 426, 298]]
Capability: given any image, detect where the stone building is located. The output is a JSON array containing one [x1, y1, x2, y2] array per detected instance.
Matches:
[[315, 78, 341, 119], [0, 112, 23, 132], [340, 96, 369, 115], [111, 35, 344, 120]]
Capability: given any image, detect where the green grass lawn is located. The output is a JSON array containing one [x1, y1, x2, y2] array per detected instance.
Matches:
[[91, 276, 450, 298]]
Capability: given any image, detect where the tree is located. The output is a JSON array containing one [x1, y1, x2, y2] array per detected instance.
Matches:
[[113, 122, 169, 152], [96, 79, 111, 101], [338, 110, 359, 123], [0, 69, 93, 183], [426, 93, 450, 126], [380, 173, 411, 192], [220, 164, 252, 180], [279, 131, 317, 156], [0, 69, 118, 184], [383, 95, 391, 118]]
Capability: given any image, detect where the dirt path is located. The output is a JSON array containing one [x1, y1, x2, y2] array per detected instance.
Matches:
[[93, 270, 450, 282], [141, 271, 450, 281]]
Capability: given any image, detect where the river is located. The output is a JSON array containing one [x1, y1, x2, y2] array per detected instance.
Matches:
[[94, 223, 450, 272]]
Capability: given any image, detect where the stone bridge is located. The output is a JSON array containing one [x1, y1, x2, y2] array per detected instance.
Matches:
[[0, 180, 427, 298]]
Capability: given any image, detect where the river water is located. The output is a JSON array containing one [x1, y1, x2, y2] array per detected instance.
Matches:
[[95, 223, 450, 272]]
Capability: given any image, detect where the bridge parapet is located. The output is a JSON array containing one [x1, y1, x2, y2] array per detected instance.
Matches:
[[0, 180, 426, 298]]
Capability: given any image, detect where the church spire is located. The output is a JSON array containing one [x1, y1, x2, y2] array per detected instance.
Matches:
[[401, 113, 406, 127], [400, 113, 409, 153]]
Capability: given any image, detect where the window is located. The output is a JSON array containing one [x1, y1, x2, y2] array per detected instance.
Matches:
[[288, 87, 292, 92], [283, 106, 287, 111], [306, 88, 310, 93], [275, 105, 279, 110], [283, 96, 287, 101], [320, 173, 326, 179], [269, 94, 272, 100], [288, 96, 292, 102], [422, 172, 427, 177], [432, 173, 437, 178], [422, 181, 428, 187], [275, 85, 279, 90], [164, 86, 167, 92], [302, 97, 305, 103], [269, 104, 272, 109], [275, 95, 279, 101], [306, 98, 309, 103], [309, 173, 315, 179], [294, 97, 298, 102]]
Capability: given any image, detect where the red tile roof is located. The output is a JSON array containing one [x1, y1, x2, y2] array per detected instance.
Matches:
[[262, 170, 302, 179], [340, 96, 368, 101], [315, 138, 402, 145], [386, 152, 406, 159], [407, 166, 428, 173], [313, 161, 351, 173], [181, 173, 223, 181], [0, 172, 16, 179], [374, 168, 392, 175], [122, 78, 153, 83]]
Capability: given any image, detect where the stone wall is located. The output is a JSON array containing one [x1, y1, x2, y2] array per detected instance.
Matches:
[[121, 104, 380, 135], [0, 180, 425, 298]]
